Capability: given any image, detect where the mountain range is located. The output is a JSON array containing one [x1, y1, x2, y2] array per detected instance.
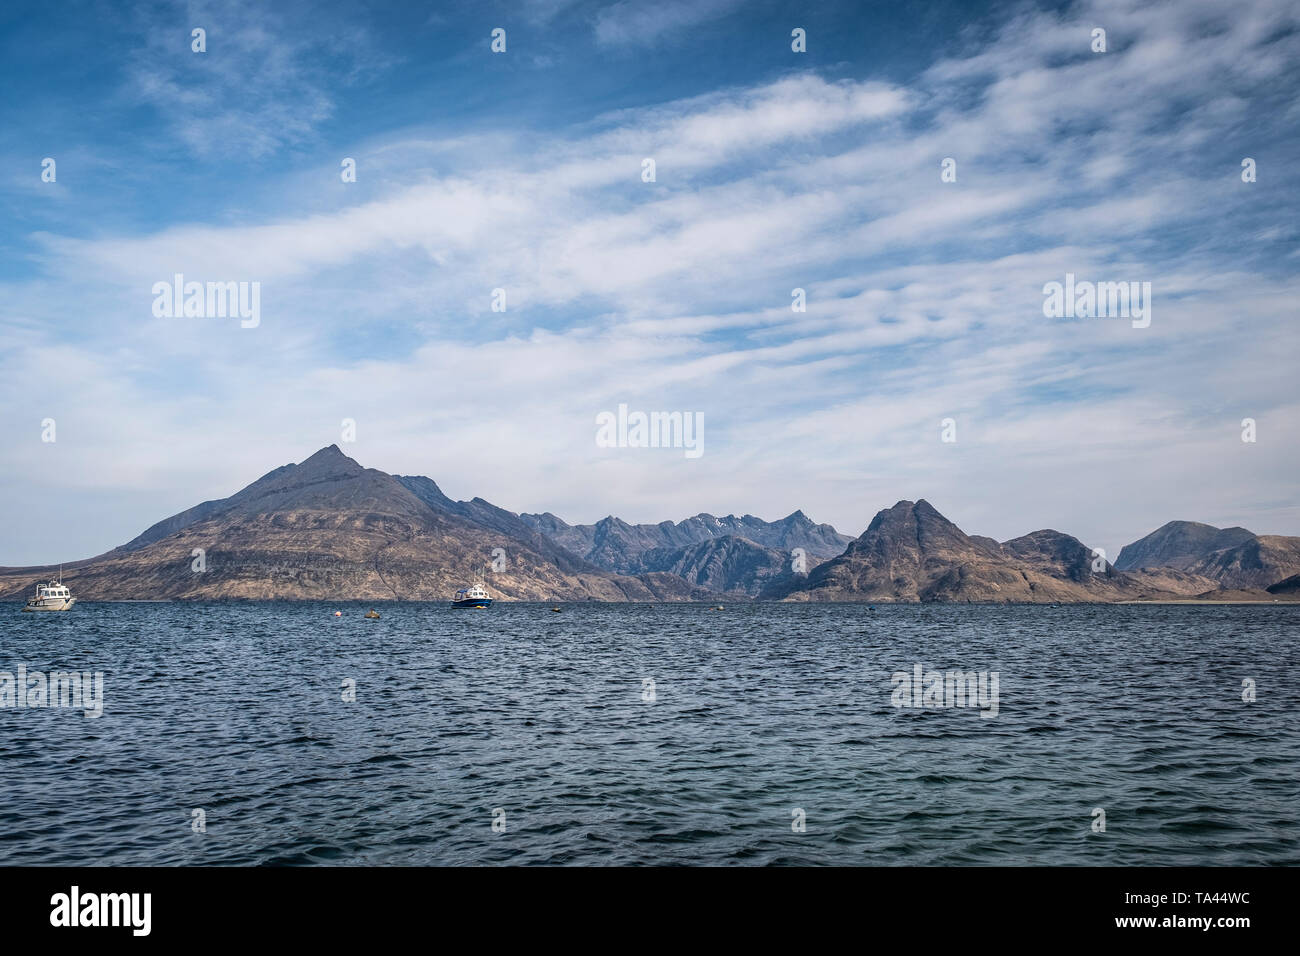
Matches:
[[3, 445, 1298, 603]]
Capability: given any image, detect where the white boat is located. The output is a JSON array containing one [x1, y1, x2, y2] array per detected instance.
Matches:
[[451, 583, 492, 609], [22, 574, 76, 612]]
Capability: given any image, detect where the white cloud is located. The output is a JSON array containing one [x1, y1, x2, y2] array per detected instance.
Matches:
[[122, 0, 387, 158], [593, 0, 746, 47], [2, 0, 1298, 563]]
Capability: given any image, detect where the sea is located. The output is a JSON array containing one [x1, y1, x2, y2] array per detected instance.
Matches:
[[2, 602, 1297, 865]]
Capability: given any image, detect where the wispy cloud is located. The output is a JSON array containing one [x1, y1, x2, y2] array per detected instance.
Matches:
[[593, 0, 747, 47], [2, 0, 1298, 564], [123, 0, 387, 158]]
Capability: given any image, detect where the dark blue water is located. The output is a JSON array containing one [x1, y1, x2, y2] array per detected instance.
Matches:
[[1, 602, 1297, 865]]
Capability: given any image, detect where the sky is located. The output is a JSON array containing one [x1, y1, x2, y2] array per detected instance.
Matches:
[[1, 0, 1297, 566]]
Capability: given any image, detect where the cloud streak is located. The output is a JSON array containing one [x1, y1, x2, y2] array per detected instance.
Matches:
[[1, 0, 1298, 564]]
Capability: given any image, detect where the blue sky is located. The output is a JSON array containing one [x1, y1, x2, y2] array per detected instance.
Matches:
[[2, 0, 1298, 566]]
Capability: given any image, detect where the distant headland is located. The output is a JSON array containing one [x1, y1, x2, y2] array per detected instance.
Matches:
[[4, 445, 1298, 603]]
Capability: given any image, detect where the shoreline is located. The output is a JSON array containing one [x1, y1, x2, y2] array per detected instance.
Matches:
[[15, 597, 1299, 606]]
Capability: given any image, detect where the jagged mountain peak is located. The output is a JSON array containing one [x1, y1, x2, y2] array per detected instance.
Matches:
[[13, 441, 1298, 602], [858, 499, 969, 547], [115, 445, 431, 553], [780, 500, 1135, 602], [305, 442, 346, 458], [1002, 528, 1108, 581], [296, 443, 363, 472], [1115, 520, 1257, 571]]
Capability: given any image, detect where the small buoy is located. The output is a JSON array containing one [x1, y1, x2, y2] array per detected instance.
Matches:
[[551, 607, 561, 612], [334, 611, 342, 617]]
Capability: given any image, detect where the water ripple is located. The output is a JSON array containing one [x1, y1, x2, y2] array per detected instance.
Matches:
[[1, 601, 1297, 865]]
